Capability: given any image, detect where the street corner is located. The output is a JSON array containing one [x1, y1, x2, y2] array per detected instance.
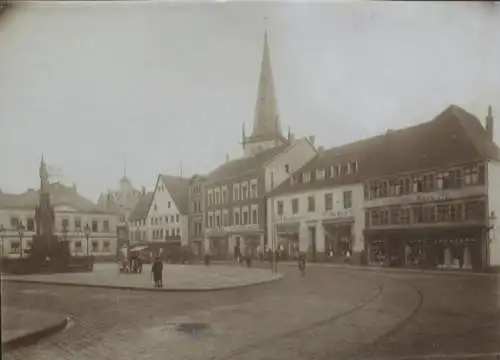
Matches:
[[2, 263, 285, 292], [1, 306, 69, 351]]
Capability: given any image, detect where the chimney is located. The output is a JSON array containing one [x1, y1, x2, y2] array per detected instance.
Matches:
[[486, 105, 494, 141], [141, 186, 146, 195], [225, 154, 230, 163], [309, 135, 315, 146]]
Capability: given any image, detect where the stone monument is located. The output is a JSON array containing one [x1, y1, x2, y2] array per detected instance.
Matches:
[[2, 156, 94, 274]]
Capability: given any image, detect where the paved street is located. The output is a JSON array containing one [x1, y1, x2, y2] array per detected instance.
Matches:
[[2, 265, 500, 360]]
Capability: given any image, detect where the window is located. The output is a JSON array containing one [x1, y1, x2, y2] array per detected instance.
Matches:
[[170, 215, 174, 223], [154, 204, 157, 211], [302, 172, 311, 183], [61, 218, 69, 231], [241, 183, 248, 200], [176, 228, 180, 236], [308, 196, 315, 212], [10, 241, 20, 253], [399, 178, 411, 195], [91, 220, 98, 232], [316, 168, 325, 180], [103, 220, 110, 232], [10, 217, 19, 228], [251, 182, 258, 198], [75, 241, 82, 250], [380, 210, 389, 225], [325, 193, 333, 211], [400, 208, 411, 225], [92, 241, 99, 252], [284, 164, 290, 173], [390, 208, 401, 225], [103, 241, 110, 251], [437, 204, 450, 222], [422, 205, 436, 223], [465, 201, 485, 221], [176, 214, 179, 223], [277, 200, 284, 216], [292, 199, 299, 214], [208, 213, 213, 228], [234, 210, 240, 225], [27, 218, 34, 231], [75, 218, 81, 230], [242, 208, 248, 225], [216, 213, 220, 227], [450, 203, 464, 222], [252, 208, 258, 224], [168, 201, 172, 208], [351, 160, 359, 174], [412, 206, 423, 223], [343, 191, 353, 209], [371, 211, 380, 226], [234, 184, 240, 201], [223, 212, 229, 226]]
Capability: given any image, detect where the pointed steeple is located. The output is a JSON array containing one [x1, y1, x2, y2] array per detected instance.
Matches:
[[247, 19, 284, 144]]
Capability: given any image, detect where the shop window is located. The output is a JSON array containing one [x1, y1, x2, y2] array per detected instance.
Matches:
[[308, 196, 315, 212]]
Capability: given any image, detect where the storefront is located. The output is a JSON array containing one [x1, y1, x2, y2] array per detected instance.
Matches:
[[323, 220, 354, 261], [276, 222, 300, 260], [364, 225, 485, 270]]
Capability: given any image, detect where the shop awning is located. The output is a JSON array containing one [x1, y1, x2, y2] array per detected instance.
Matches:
[[130, 245, 148, 252]]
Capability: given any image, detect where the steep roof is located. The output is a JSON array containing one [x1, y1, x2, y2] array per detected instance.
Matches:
[[271, 104, 500, 196], [207, 143, 289, 184], [159, 175, 190, 215], [128, 192, 154, 221], [247, 30, 284, 144], [0, 182, 114, 214]]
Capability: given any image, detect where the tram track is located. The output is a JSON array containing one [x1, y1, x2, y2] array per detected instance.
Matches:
[[215, 270, 386, 360]]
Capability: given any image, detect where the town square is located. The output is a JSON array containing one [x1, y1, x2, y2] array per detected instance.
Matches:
[[1, 1, 500, 360]]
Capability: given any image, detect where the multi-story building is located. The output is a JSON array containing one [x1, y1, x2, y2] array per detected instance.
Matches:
[[188, 174, 207, 257], [363, 105, 500, 271], [203, 30, 317, 259], [128, 189, 153, 244], [0, 182, 119, 259], [268, 145, 366, 262], [133, 174, 190, 259], [268, 104, 500, 271]]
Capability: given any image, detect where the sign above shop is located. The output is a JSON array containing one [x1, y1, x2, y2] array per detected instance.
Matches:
[[364, 185, 486, 208], [325, 209, 352, 219]]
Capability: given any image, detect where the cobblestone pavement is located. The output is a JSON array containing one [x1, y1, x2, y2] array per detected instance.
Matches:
[[3, 263, 281, 290], [2, 266, 499, 360]]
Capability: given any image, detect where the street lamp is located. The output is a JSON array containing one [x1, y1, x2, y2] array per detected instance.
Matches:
[[0, 225, 5, 258], [84, 223, 91, 256], [17, 221, 25, 258]]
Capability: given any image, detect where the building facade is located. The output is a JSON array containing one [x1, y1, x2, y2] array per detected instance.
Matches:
[[128, 190, 153, 244], [202, 30, 316, 259], [0, 183, 119, 259], [363, 105, 500, 270], [188, 174, 207, 257]]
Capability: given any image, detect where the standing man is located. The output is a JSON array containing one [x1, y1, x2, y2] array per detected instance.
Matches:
[[151, 256, 163, 288]]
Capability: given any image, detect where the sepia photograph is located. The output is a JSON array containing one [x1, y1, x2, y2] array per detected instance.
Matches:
[[0, 1, 499, 359]]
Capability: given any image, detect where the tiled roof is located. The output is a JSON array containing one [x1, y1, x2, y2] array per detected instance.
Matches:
[[159, 175, 190, 215], [271, 104, 500, 196], [0, 182, 114, 214], [206, 143, 289, 184], [128, 192, 154, 221]]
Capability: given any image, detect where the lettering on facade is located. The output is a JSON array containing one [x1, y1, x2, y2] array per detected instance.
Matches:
[[325, 210, 352, 219]]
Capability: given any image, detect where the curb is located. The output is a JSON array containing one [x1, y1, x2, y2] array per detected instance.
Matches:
[[2, 316, 69, 351], [210, 261, 500, 278], [4, 274, 285, 293]]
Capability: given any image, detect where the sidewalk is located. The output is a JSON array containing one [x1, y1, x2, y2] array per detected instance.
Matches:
[[2, 263, 284, 291], [1, 306, 68, 350], [209, 259, 500, 277]]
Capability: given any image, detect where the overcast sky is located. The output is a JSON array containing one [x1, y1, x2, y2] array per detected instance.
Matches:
[[1, 1, 499, 201]]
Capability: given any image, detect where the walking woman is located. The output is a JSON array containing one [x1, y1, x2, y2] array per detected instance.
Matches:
[[151, 256, 163, 288]]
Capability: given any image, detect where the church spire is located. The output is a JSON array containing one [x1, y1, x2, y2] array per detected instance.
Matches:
[[248, 17, 283, 144]]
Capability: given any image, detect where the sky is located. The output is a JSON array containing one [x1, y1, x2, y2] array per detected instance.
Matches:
[[1, 1, 499, 201]]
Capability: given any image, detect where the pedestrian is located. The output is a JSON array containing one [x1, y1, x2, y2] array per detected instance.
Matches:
[[151, 256, 163, 288]]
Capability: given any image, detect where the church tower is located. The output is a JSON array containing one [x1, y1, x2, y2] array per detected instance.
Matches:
[[242, 24, 287, 158]]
